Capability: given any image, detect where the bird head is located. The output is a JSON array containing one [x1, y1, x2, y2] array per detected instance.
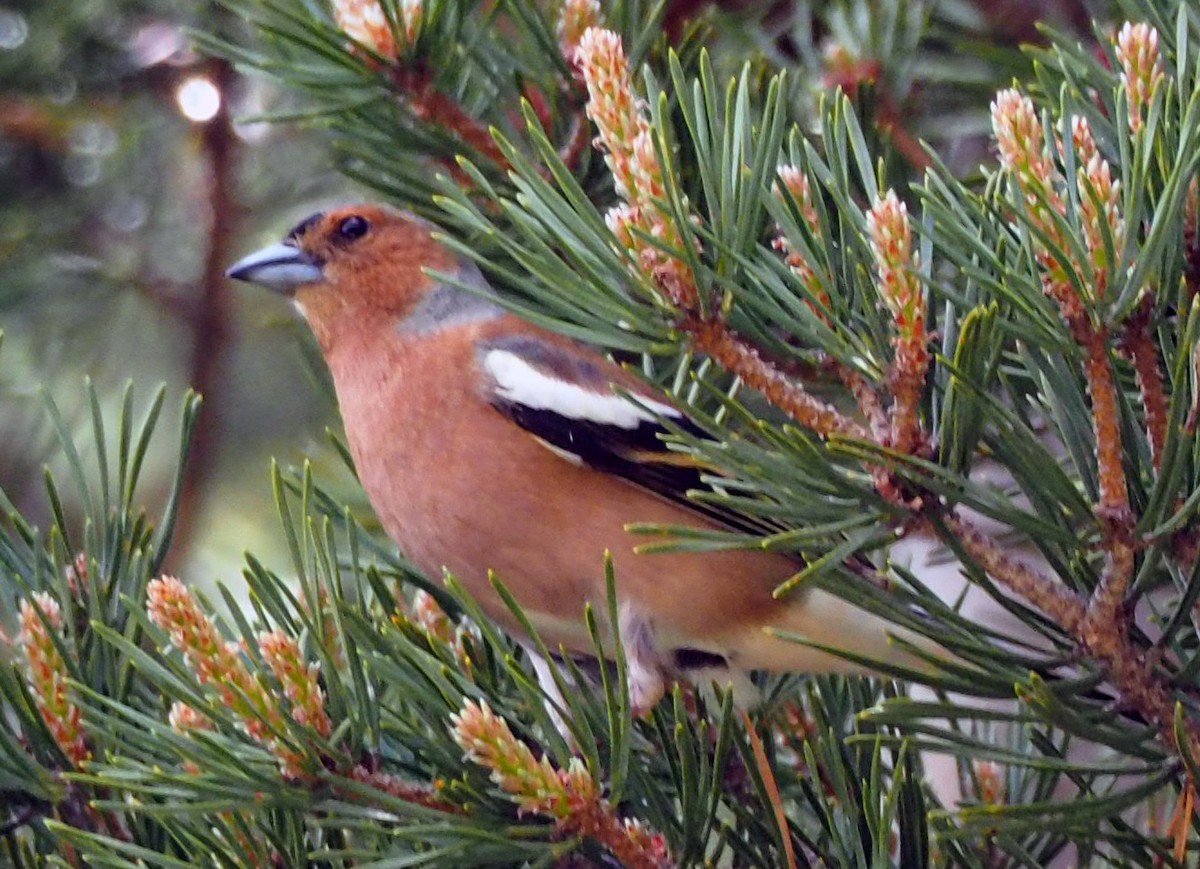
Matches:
[[226, 205, 469, 349]]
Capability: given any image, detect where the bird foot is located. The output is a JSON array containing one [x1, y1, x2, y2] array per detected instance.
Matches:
[[619, 601, 666, 717], [522, 645, 576, 744]]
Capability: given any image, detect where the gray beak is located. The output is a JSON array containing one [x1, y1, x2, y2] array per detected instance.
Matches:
[[225, 242, 323, 294]]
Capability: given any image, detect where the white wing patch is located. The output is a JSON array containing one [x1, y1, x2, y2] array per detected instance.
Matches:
[[483, 349, 682, 429]]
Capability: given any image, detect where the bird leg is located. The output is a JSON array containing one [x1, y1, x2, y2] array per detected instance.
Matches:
[[522, 601, 667, 741], [619, 601, 666, 716], [521, 643, 575, 742]]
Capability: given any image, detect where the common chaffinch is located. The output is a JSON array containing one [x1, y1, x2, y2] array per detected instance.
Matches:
[[227, 204, 933, 712]]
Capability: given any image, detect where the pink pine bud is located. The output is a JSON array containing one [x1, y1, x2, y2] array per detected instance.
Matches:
[[331, 0, 407, 59], [450, 698, 577, 815], [1115, 22, 1163, 134], [772, 164, 831, 320], [991, 88, 1064, 216], [19, 593, 90, 766], [168, 701, 213, 733], [1077, 152, 1123, 295], [147, 577, 305, 777], [866, 190, 921, 326], [557, 0, 601, 69], [258, 630, 332, 739]]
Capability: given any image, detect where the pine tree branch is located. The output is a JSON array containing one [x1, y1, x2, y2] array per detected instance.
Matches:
[[944, 510, 1200, 776], [1079, 323, 1131, 526], [684, 311, 867, 439], [1121, 294, 1168, 472], [391, 65, 511, 172], [940, 512, 1085, 633]]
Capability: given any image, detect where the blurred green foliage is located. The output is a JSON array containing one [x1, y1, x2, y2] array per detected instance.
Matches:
[[0, 0, 356, 588]]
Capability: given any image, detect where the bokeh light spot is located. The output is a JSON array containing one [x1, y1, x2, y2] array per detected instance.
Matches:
[[175, 76, 221, 122], [0, 11, 29, 50]]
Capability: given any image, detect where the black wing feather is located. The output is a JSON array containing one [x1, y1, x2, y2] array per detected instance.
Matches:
[[479, 335, 786, 540], [494, 395, 779, 536]]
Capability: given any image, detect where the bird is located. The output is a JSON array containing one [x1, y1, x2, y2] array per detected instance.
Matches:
[[226, 203, 937, 715]]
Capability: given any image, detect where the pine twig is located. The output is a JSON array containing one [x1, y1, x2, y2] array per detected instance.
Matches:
[[1079, 539, 1136, 659], [945, 512, 1200, 770], [1079, 325, 1132, 526], [941, 512, 1085, 632], [392, 65, 512, 171], [867, 190, 930, 456], [684, 312, 867, 439], [1121, 294, 1169, 472]]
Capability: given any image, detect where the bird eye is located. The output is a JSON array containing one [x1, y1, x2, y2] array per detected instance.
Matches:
[[336, 215, 369, 241]]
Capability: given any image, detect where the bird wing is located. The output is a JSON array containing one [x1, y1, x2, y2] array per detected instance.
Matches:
[[475, 333, 784, 540]]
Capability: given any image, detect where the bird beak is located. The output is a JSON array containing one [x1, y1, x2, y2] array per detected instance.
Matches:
[[225, 242, 324, 294]]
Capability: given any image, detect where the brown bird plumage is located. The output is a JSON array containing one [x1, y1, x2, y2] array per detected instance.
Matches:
[[227, 204, 934, 711]]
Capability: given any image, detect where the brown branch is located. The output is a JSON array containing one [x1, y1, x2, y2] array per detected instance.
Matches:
[[1076, 318, 1145, 717], [886, 330, 930, 455], [683, 311, 867, 439], [164, 58, 238, 574], [392, 66, 511, 171], [942, 512, 1085, 632], [1078, 315, 1138, 636], [1081, 537, 1136, 652], [1079, 324, 1131, 523], [1121, 294, 1169, 471], [945, 511, 1200, 768]]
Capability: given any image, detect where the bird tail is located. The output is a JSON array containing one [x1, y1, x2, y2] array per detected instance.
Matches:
[[731, 587, 943, 677]]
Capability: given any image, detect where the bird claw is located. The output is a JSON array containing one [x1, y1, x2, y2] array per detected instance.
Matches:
[[620, 601, 666, 717], [523, 601, 668, 737], [522, 645, 576, 745]]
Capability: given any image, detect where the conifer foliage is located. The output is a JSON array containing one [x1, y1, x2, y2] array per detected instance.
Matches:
[[3, 0, 1200, 865]]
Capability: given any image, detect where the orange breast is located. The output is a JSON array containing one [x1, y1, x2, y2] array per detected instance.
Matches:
[[325, 318, 800, 656]]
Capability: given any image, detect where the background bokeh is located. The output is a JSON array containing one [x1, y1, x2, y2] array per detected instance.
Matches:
[[0, 2, 372, 599], [0, 0, 1097, 603]]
